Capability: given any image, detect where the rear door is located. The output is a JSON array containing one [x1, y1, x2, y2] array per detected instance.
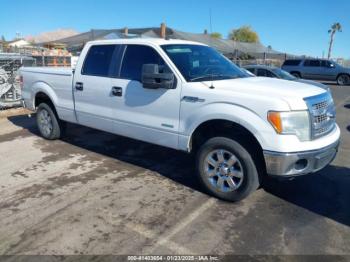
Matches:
[[73, 44, 122, 133], [109, 44, 182, 149], [302, 59, 321, 79]]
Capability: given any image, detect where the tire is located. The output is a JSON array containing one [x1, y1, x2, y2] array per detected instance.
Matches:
[[196, 137, 260, 202], [291, 72, 301, 78], [36, 103, 64, 140], [336, 74, 350, 86]]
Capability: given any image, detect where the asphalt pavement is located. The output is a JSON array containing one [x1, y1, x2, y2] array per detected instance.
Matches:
[[0, 83, 349, 255]]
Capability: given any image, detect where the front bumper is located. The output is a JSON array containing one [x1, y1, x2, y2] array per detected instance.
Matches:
[[263, 139, 340, 177]]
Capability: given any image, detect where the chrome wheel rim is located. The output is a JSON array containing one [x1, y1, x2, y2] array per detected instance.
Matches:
[[38, 109, 53, 137], [338, 75, 349, 85], [204, 149, 244, 192]]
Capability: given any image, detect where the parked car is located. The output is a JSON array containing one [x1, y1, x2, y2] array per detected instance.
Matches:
[[240, 67, 256, 77], [20, 39, 340, 202], [244, 65, 329, 90], [281, 59, 350, 85]]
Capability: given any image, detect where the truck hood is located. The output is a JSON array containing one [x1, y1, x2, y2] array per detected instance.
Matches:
[[203, 77, 326, 110]]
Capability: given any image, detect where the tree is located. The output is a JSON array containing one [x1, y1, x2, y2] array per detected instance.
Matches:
[[229, 26, 259, 42], [229, 26, 259, 43], [210, 32, 222, 39], [327, 22, 342, 59]]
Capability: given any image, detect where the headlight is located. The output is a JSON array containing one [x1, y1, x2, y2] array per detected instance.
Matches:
[[267, 111, 310, 141]]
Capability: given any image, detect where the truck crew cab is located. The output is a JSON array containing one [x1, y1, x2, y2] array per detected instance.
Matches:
[[20, 39, 340, 202]]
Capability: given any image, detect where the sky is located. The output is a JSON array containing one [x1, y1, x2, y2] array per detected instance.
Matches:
[[1, 0, 349, 58]]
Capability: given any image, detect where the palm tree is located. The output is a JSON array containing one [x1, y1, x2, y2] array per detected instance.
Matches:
[[327, 23, 342, 59]]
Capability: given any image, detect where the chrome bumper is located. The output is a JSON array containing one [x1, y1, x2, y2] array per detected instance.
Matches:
[[263, 140, 340, 177]]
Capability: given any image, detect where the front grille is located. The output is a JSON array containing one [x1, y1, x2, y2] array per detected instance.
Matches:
[[314, 101, 329, 110], [314, 114, 328, 124], [304, 92, 336, 139]]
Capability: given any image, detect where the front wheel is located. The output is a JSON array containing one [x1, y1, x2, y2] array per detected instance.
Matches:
[[337, 74, 350, 86], [36, 103, 64, 140], [196, 137, 260, 202]]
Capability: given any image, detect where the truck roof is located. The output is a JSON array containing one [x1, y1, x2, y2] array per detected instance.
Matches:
[[85, 38, 207, 47]]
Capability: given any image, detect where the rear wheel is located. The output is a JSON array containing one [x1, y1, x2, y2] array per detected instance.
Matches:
[[196, 137, 260, 202], [36, 103, 64, 140], [337, 74, 350, 86]]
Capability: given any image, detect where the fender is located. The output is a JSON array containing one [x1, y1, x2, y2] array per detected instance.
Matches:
[[31, 81, 77, 123], [179, 102, 273, 151], [31, 81, 59, 109]]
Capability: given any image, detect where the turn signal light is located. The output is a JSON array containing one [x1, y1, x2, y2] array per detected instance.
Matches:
[[267, 112, 283, 133]]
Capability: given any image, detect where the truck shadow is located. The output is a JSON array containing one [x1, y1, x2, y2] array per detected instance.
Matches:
[[262, 167, 350, 226], [7, 114, 350, 227], [7, 114, 202, 192]]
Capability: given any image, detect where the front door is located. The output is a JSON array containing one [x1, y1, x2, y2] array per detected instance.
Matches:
[[110, 44, 182, 149], [320, 60, 337, 80]]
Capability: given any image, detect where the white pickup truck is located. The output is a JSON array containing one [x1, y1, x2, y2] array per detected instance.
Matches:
[[20, 39, 340, 201]]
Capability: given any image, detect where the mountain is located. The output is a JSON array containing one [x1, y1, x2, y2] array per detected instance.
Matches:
[[25, 29, 79, 43]]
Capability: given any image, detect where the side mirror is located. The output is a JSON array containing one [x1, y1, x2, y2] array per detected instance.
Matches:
[[142, 64, 175, 89]]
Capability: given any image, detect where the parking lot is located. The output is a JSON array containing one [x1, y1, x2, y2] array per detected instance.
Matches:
[[0, 83, 349, 255]]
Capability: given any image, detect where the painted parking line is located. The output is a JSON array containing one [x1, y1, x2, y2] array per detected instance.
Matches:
[[125, 221, 192, 254], [108, 198, 217, 254], [145, 198, 217, 253], [105, 213, 193, 254]]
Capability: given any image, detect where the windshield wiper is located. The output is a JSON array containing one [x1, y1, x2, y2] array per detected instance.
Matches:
[[189, 74, 239, 82]]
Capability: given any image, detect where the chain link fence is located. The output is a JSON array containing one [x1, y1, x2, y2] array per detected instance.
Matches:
[[0, 54, 35, 109], [232, 59, 284, 67]]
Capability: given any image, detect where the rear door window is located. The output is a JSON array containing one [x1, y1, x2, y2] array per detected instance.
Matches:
[[304, 60, 320, 67], [82, 45, 121, 77], [283, 60, 301, 66]]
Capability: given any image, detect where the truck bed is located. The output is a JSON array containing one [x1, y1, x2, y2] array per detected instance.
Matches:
[[20, 66, 76, 123], [20, 67, 73, 76]]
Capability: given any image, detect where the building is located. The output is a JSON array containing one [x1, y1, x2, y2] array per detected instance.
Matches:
[[46, 24, 293, 61], [7, 39, 31, 48]]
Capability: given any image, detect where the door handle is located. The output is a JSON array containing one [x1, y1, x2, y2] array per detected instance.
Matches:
[[112, 86, 122, 97], [75, 82, 84, 91], [182, 96, 205, 103]]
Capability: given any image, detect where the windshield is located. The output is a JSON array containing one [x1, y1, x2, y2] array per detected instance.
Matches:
[[161, 44, 250, 82], [271, 68, 296, 80]]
